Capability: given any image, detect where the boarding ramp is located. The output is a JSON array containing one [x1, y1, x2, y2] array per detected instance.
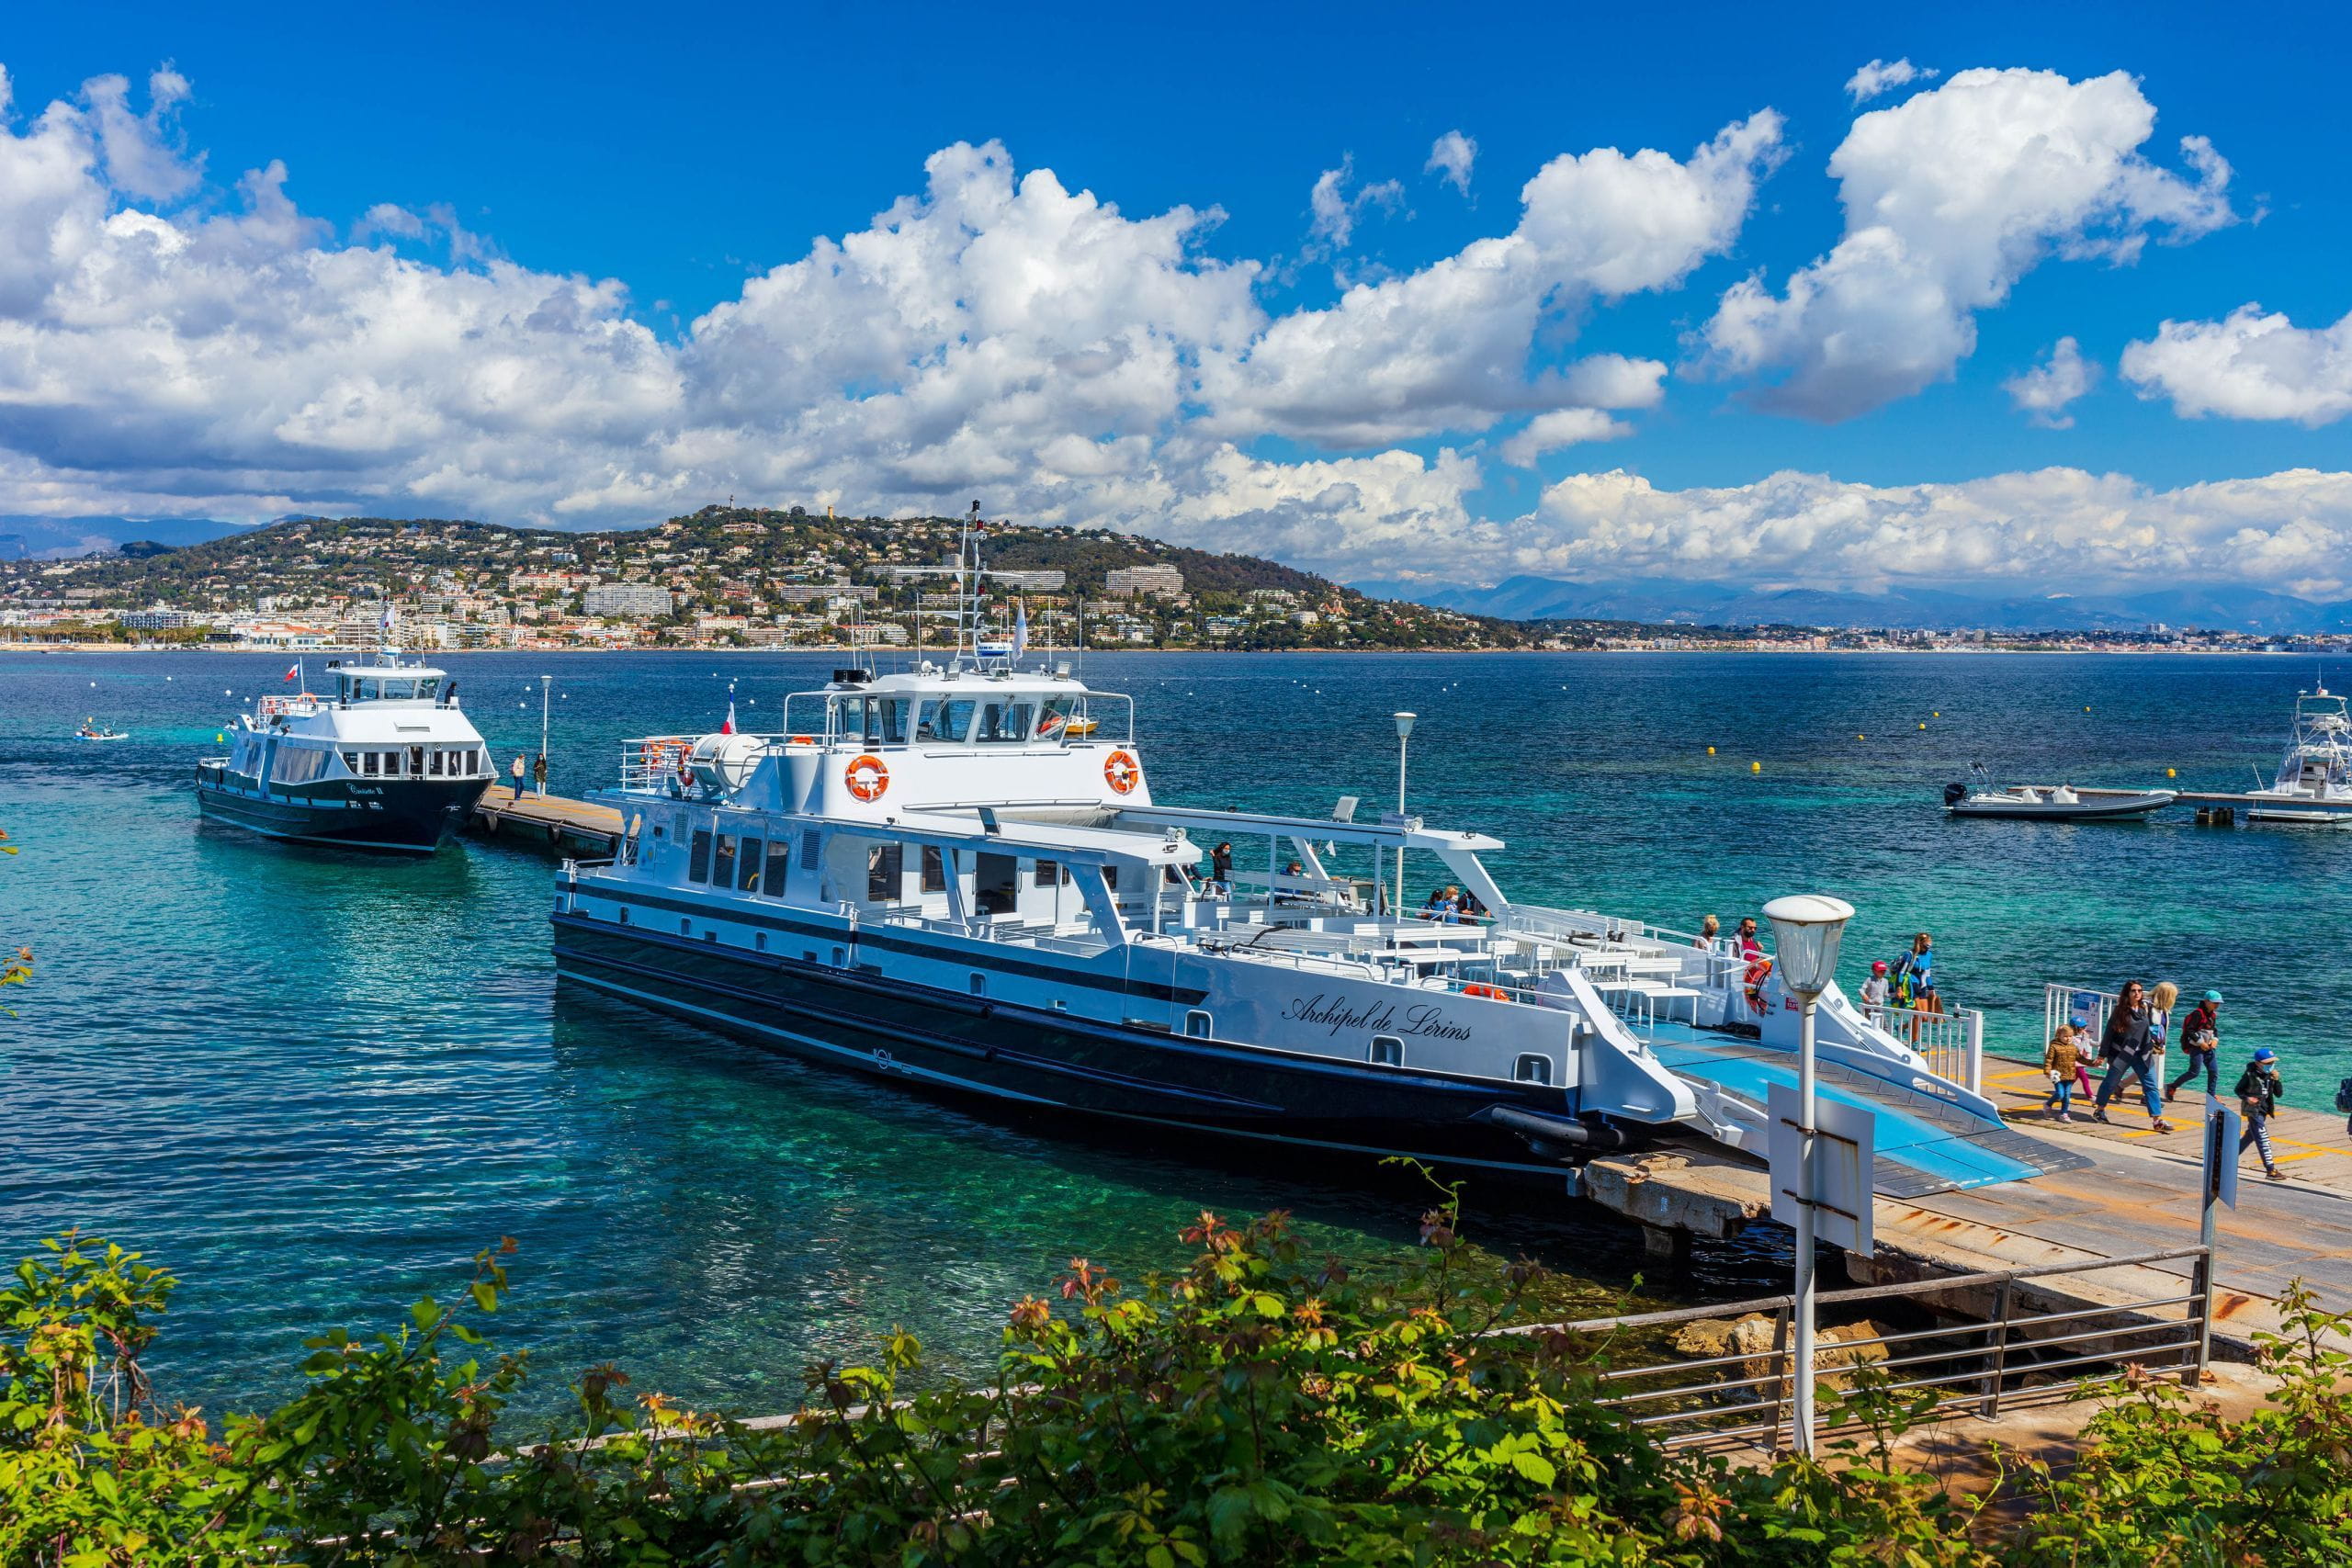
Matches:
[[1631, 951, 2090, 1199]]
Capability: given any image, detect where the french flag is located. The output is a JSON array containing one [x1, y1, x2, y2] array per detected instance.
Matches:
[[283, 664, 300, 682]]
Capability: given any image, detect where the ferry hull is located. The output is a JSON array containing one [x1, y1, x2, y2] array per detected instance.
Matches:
[[195, 769, 490, 852], [549, 913, 1599, 1179]]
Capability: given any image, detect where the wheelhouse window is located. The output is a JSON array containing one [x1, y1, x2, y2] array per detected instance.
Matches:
[[379, 679, 415, 701], [1036, 695, 1082, 739], [427, 750, 445, 777], [712, 833, 739, 889], [973, 852, 1018, 915], [763, 840, 791, 896], [866, 842, 903, 902], [739, 838, 763, 892], [938, 698, 978, 742], [353, 679, 379, 701], [341, 751, 360, 773], [1034, 859, 1061, 887], [414, 676, 440, 701], [361, 751, 381, 777], [689, 829, 713, 882], [1370, 1035, 1404, 1066], [1514, 1054, 1553, 1086]]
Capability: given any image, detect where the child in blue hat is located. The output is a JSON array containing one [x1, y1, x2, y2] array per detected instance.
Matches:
[[2234, 1045, 2287, 1181]]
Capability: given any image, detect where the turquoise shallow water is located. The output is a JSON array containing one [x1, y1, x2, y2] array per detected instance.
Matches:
[[4, 649, 2344, 1415]]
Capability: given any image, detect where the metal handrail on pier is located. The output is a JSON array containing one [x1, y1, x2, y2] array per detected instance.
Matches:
[[1493, 1245, 2213, 1451]]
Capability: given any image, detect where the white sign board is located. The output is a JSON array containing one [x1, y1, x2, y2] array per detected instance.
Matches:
[[1769, 1082, 1876, 1254]]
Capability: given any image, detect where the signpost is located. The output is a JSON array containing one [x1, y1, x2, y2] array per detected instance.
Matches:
[[2193, 1102, 2239, 1380]]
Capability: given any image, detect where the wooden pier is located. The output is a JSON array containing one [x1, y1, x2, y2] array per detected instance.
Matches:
[[468, 787, 625, 855], [1575, 1055, 2352, 1359]]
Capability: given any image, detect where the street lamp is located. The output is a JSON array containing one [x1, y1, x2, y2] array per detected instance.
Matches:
[[1393, 712, 1417, 915], [1761, 892, 1855, 1459], [538, 675, 552, 796]]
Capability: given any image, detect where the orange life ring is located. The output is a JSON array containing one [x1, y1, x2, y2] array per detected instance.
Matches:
[[787, 733, 816, 745], [1103, 750, 1141, 795], [844, 753, 890, 802], [1462, 982, 1506, 1000]]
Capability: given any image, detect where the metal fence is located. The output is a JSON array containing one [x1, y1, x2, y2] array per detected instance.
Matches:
[[1499, 1246, 2211, 1452], [2045, 983, 2120, 1052], [1862, 1001, 1985, 1095]]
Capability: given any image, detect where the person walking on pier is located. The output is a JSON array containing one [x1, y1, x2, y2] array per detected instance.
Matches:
[[2166, 991, 2222, 1103], [2042, 1025, 2084, 1122], [533, 751, 548, 799], [2234, 1046, 2288, 1180], [510, 753, 528, 803], [2092, 980, 2174, 1133], [2147, 981, 2179, 1092]]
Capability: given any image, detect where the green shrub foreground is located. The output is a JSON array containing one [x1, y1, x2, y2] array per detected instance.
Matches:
[[5, 1199, 2349, 1566]]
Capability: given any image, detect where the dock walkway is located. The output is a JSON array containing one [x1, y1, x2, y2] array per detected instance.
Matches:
[[1578, 1058, 2352, 1359], [469, 787, 624, 855]]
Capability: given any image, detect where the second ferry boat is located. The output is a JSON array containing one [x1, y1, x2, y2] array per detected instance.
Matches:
[[550, 522, 2082, 1189], [196, 651, 495, 852]]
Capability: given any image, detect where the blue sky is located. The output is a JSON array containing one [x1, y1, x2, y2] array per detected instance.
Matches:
[[6, 1, 2352, 592]]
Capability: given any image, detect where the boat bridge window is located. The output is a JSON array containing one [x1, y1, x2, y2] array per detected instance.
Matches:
[[739, 838, 763, 892], [866, 842, 903, 902], [1370, 1035, 1404, 1066], [689, 829, 713, 882], [974, 699, 1037, 744], [378, 679, 415, 700], [1034, 859, 1066, 887], [713, 833, 739, 888], [1035, 695, 1082, 739], [935, 697, 978, 743], [833, 694, 915, 745], [1185, 1010, 1213, 1038], [921, 846, 947, 893], [407, 746, 424, 777], [763, 840, 791, 896], [341, 751, 360, 774], [1514, 1054, 1553, 1086]]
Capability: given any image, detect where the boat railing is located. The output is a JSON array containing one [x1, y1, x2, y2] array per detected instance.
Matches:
[[255, 693, 325, 720], [1862, 1001, 1985, 1095]]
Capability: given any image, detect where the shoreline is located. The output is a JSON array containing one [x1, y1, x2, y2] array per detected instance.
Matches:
[[1, 640, 2336, 659]]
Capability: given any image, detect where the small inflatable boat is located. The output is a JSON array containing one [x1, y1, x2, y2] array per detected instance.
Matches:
[[1943, 781, 2175, 819]]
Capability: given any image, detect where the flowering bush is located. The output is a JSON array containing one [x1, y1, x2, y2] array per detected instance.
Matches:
[[4, 1197, 2346, 1565]]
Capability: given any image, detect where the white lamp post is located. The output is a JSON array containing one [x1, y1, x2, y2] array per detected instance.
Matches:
[[538, 675, 552, 795], [1393, 711, 1417, 915], [1761, 891, 1855, 1458]]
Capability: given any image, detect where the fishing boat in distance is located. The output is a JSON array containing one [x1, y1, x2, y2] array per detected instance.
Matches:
[[2244, 686, 2352, 827], [195, 650, 494, 852], [550, 513, 2081, 1196], [74, 718, 128, 742]]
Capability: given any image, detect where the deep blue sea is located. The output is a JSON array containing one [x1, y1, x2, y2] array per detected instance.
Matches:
[[4, 649, 2343, 1416]]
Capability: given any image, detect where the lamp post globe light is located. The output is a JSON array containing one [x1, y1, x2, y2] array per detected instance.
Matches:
[[1759, 892, 1855, 1457], [1393, 713, 1417, 915]]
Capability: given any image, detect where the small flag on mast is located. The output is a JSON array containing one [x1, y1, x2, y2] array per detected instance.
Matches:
[[1012, 600, 1028, 660], [720, 680, 737, 736], [283, 664, 300, 682]]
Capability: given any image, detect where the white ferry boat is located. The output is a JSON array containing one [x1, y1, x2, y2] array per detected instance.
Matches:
[[550, 527, 2078, 1191], [2245, 686, 2352, 826], [195, 655, 495, 851]]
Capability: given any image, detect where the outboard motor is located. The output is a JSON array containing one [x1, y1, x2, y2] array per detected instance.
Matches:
[[1943, 781, 1969, 807]]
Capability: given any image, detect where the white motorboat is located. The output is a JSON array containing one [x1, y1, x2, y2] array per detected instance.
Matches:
[[1943, 774, 2174, 820], [2244, 687, 2352, 826]]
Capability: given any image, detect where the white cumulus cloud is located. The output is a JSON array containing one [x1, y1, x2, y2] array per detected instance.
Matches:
[[1844, 58, 1935, 103], [1205, 111, 1783, 446], [2004, 335, 2098, 427], [1498, 408, 1634, 467], [1425, 130, 1476, 194], [1702, 68, 2234, 423], [2121, 304, 2352, 425]]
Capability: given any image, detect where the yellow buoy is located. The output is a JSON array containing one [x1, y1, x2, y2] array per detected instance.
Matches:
[[1706, 746, 1715, 755], [2166, 767, 2177, 778], [1856, 733, 1865, 740], [1932, 711, 1940, 716], [1750, 761, 1761, 773], [1918, 722, 1927, 729], [2084, 705, 2091, 712]]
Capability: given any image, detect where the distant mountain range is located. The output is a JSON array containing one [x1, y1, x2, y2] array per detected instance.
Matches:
[[1349, 575, 2352, 635], [0, 515, 250, 560]]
